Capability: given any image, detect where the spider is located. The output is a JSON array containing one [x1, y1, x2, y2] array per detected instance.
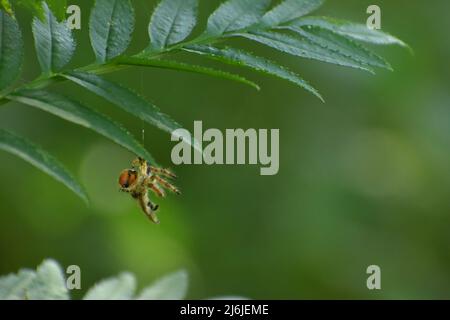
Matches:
[[118, 157, 180, 224]]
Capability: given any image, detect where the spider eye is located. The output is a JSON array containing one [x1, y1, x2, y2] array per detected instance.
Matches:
[[119, 170, 137, 188]]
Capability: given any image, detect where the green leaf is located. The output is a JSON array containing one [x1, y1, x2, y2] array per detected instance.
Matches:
[[0, 270, 35, 300], [137, 270, 188, 300], [62, 70, 203, 152], [84, 273, 136, 300], [46, 0, 67, 21], [285, 26, 392, 70], [118, 56, 260, 90], [205, 0, 271, 36], [62, 71, 181, 130], [261, 0, 324, 27], [32, 2, 75, 73], [7, 89, 156, 164], [238, 31, 374, 73], [0, 129, 88, 203], [0, 0, 13, 15], [184, 44, 323, 101], [149, 0, 198, 50], [26, 260, 69, 300], [291, 16, 408, 47], [0, 9, 24, 91], [89, 0, 134, 63]]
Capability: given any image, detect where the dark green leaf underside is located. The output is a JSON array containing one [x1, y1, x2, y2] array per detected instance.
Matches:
[[0, 10, 24, 91], [0, 128, 88, 203], [291, 16, 408, 47], [205, 0, 271, 36], [184, 44, 323, 100], [62, 70, 200, 153], [238, 31, 375, 73], [7, 89, 155, 164], [118, 56, 260, 90], [149, 0, 198, 49], [32, 3, 75, 73], [89, 0, 134, 63]]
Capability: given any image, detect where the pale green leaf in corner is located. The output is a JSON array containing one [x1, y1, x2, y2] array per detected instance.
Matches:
[[291, 16, 408, 48], [149, 0, 198, 50], [89, 0, 134, 63], [7, 89, 156, 164], [184, 44, 323, 101], [0, 0, 13, 15], [0, 9, 24, 91], [84, 273, 136, 300], [26, 260, 69, 300], [0, 129, 88, 203], [137, 270, 188, 300], [0, 270, 35, 300], [32, 2, 75, 73], [260, 0, 324, 27], [205, 0, 271, 36]]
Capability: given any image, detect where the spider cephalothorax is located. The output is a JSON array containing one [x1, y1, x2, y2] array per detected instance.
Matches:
[[119, 158, 180, 224]]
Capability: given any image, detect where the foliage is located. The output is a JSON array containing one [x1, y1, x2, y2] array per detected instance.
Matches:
[[0, 0, 406, 203], [0, 259, 244, 300]]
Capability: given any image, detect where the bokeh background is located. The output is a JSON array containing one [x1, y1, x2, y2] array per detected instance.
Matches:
[[1, 0, 450, 299]]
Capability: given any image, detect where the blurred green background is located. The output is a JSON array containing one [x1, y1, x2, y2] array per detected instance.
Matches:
[[1, 0, 450, 299]]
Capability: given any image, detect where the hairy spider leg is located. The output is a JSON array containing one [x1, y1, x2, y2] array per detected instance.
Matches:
[[152, 175, 181, 195], [137, 191, 160, 224], [131, 157, 149, 176], [147, 181, 166, 198], [149, 166, 177, 179]]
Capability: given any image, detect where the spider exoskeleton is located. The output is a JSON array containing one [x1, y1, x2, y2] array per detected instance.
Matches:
[[118, 157, 180, 224]]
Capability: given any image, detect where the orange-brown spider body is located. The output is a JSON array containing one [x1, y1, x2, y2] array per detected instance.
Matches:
[[119, 158, 180, 224]]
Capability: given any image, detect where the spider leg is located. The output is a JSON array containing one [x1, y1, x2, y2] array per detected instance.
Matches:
[[152, 175, 181, 195], [147, 197, 159, 211], [132, 157, 148, 176], [137, 192, 160, 224], [150, 166, 177, 179], [146, 180, 166, 198]]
